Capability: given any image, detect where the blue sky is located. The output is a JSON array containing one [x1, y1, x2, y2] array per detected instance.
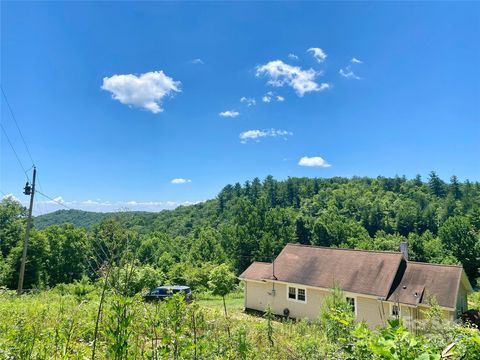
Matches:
[[1, 2, 479, 214]]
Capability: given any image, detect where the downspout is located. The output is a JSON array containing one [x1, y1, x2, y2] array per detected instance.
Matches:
[[244, 280, 247, 309], [272, 258, 277, 280]]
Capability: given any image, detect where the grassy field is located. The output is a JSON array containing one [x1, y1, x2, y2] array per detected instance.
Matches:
[[195, 293, 245, 312], [1, 289, 480, 359]]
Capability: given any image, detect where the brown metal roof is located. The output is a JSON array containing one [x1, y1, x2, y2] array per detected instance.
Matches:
[[239, 244, 469, 308], [386, 262, 463, 309], [240, 244, 404, 298], [239, 261, 273, 281]]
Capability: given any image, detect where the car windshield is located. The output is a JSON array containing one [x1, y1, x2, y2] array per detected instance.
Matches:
[[152, 289, 167, 295]]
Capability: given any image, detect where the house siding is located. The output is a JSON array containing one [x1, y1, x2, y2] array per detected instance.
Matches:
[[456, 283, 468, 316], [245, 281, 270, 310], [356, 297, 386, 328], [243, 280, 458, 329], [244, 280, 328, 320], [270, 282, 328, 320]]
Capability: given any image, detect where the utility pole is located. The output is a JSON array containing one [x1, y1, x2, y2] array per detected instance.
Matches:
[[17, 166, 36, 295]]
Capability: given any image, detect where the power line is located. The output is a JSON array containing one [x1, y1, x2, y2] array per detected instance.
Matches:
[[34, 189, 105, 275], [35, 189, 71, 210], [1, 87, 35, 166], [0, 123, 30, 181]]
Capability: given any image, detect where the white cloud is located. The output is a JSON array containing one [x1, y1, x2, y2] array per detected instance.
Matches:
[[351, 57, 363, 64], [298, 156, 331, 168], [240, 97, 256, 107], [101, 70, 181, 113], [239, 128, 293, 143], [262, 91, 285, 103], [191, 58, 204, 65], [288, 53, 299, 60], [339, 66, 361, 80], [219, 110, 240, 118], [47, 196, 64, 204], [171, 178, 192, 184], [30, 198, 201, 215], [256, 60, 330, 96], [307, 47, 327, 63]]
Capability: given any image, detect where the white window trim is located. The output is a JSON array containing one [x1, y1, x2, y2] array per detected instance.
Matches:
[[390, 303, 401, 318], [286, 285, 307, 304], [346, 296, 357, 316]]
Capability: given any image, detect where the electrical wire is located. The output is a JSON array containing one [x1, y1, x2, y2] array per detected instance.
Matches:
[[35, 189, 108, 275], [1, 87, 35, 166], [35, 189, 71, 210], [0, 123, 30, 182]]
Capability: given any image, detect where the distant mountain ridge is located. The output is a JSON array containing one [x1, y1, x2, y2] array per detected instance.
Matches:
[[34, 209, 118, 229]]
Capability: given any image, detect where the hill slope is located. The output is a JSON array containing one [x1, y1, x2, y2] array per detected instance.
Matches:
[[34, 209, 112, 229]]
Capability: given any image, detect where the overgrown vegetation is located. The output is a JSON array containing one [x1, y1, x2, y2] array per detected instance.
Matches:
[[1, 286, 480, 359], [2, 174, 480, 291], [2, 173, 480, 358]]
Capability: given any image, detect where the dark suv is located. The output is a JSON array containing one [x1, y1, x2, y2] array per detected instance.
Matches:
[[143, 285, 192, 303]]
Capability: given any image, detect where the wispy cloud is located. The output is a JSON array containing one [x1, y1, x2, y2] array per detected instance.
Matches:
[[288, 53, 299, 60], [239, 128, 293, 143], [262, 91, 285, 103], [256, 60, 330, 96], [298, 156, 331, 168], [101, 71, 181, 113], [191, 58, 204, 65], [307, 47, 327, 63], [2, 194, 201, 215], [339, 66, 361, 80], [219, 110, 240, 118], [171, 178, 192, 184], [351, 57, 363, 64], [240, 97, 256, 107], [48, 196, 65, 204]]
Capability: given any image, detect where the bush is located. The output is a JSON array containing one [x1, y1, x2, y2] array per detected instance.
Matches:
[[53, 275, 96, 300]]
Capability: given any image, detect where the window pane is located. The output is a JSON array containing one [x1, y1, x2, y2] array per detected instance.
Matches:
[[392, 305, 399, 316], [346, 297, 355, 312], [298, 288, 306, 302], [288, 287, 296, 299]]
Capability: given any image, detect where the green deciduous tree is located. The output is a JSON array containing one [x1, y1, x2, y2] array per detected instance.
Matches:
[[439, 216, 480, 281], [208, 264, 236, 321]]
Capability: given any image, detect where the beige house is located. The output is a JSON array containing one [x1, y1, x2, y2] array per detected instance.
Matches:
[[239, 243, 473, 329]]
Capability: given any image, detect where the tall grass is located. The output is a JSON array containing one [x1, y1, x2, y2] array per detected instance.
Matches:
[[2, 287, 480, 359]]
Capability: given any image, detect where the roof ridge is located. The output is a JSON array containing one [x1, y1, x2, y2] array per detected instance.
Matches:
[[285, 243, 403, 255], [407, 261, 463, 269]]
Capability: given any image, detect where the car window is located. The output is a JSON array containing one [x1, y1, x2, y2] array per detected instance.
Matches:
[[151, 289, 167, 295]]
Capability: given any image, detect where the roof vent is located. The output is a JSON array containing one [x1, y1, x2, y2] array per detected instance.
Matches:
[[400, 241, 408, 260]]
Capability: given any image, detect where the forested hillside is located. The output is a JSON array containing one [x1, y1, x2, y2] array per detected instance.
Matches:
[[34, 209, 112, 229], [2, 173, 480, 291]]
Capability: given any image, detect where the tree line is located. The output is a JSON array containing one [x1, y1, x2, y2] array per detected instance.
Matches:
[[1, 172, 479, 290]]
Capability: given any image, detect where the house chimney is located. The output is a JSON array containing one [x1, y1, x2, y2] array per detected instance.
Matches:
[[400, 241, 408, 260]]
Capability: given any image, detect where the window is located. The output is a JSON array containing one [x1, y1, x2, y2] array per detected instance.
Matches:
[[288, 287, 296, 300], [298, 288, 306, 302], [287, 286, 307, 303], [391, 304, 400, 317], [346, 297, 356, 314]]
